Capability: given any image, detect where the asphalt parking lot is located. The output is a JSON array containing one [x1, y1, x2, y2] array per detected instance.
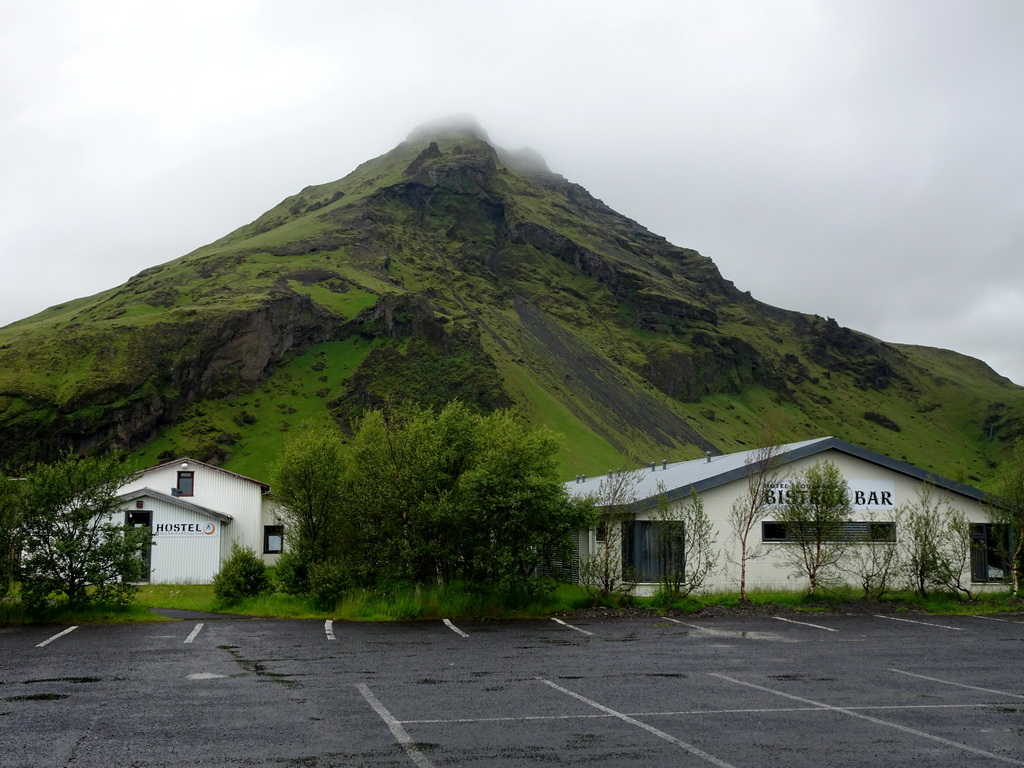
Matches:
[[2, 612, 1023, 767]]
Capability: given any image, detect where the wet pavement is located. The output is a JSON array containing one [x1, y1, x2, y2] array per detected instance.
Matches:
[[2, 613, 1023, 766]]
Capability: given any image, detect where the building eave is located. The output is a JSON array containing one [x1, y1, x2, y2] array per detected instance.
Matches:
[[119, 488, 234, 523]]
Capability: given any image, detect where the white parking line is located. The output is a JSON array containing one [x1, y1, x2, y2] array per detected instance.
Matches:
[[710, 673, 1024, 766], [874, 615, 963, 630], [325, 619, 336, 641], [972, 614, 1020, 624], [401, 702, 993, 724], [442, 618, 469, 638], [36, 625, 78, 648], [357, 683, 435, 768], [773, 616, 837, 632], [551, 617, 594, 636], [539, 678, 737, 767], [889, 668, 1024, 700], [184, 623, 204, 644]]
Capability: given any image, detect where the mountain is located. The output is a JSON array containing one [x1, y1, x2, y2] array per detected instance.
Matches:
[[2, 118, 1022, 485]]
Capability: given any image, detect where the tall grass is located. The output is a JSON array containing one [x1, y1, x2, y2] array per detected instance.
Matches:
[[643, 585, 1019, 615], [3, 582, 1018, 626]]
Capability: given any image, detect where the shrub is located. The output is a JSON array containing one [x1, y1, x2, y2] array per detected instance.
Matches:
[[273, 550, 312, 595], [213, 544, 269, 603], [308, 559, 350, 608]]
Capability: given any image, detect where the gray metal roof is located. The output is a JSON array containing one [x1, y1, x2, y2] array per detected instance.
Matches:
[[565, 436, 989, 510], [119, 487, 234, 523]]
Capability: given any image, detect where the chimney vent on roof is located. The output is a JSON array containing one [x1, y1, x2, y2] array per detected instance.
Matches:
[[581, 474, 586, 482], [650, 462, 655, 472], [662, 459, 667, 470], [705, 451, 712, 463]]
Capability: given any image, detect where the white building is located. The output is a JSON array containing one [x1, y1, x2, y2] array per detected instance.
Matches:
[[567, 437, 1008, 596], [117, 458, 283, 584]]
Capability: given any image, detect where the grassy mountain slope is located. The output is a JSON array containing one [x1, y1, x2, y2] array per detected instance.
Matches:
[[2, 123, 1022, 486]]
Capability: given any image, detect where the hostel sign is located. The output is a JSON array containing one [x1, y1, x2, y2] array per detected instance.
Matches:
[[154, 522, 217, 536]]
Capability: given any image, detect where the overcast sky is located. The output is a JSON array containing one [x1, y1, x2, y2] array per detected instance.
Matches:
[[2, 0, 1022, 383]]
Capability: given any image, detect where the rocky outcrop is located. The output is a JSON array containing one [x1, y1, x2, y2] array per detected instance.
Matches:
[[0, 291, 340, 467]]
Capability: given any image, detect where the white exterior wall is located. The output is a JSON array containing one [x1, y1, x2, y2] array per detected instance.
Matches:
[[590, 448, 995, 597], [142, 498, 225, 584], [120, 460, 277, 583]]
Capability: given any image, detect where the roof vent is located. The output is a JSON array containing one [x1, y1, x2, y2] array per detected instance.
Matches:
[[650, 462, 656, 472], [662, 459, 667, 470], [171, 488, 181, 498], [706, 451, 712, 463]]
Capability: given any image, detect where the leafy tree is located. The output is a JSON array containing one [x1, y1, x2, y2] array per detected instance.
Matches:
[[991, 440, 1024, 596], [776, 460, 853, 597], [579, 468, 642, 603], [652, 482, 718, 600], [270, 402, 592, 597], [0, 475, 24, 599], [728, 440, 783, 601], [17, 453, 150, 610], [270, 426, 349, 594], [453, 409, 594, 594]]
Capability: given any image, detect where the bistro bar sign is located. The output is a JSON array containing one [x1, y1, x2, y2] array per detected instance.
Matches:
[[154, 522, 217, 536], [766, 480, 895, 509]]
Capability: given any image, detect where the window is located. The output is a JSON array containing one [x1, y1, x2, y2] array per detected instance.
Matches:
[[623, 520, 685, 582], [971, 524, 1010, 583], [762, 521, 896, 543], [263, 525, 284, 555], [177, 471, 194, 496]]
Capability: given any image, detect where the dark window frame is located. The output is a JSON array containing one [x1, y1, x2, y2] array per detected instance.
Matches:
[[971, 523, 1010, 584], [622, 520, 686, 583], [762, 520, 897, 543], [263, 525, 284, 555], [176, 470, 194, 497]]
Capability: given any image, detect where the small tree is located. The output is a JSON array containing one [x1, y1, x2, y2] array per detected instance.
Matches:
[[18, 453, 150, 610], [580, 469, 642, 603], [934, 509, 974, 600], [776, 460, 853, 597], [991, 440, 1024, 596], [652, 483, 718, 599], [213, 543, 270, 603], [899, 484, 949, 597], [842, 508, 902, 599], [728, 441, 784, 601]]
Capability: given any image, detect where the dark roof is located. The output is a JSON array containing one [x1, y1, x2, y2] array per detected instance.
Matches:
[[567, 436, 989, 510]]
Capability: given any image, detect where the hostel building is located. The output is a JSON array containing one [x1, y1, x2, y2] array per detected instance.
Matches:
[[567, 437, 1008, 595], [117, 458, 283, 584]]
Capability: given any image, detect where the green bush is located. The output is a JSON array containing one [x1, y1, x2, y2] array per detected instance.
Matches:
[[213, 544, 269, 603], [273, 550, 312, 595], [308, 559, 350, 607]]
